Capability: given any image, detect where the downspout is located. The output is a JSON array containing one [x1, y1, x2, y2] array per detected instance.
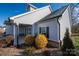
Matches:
[[57, 17, 61, 48]]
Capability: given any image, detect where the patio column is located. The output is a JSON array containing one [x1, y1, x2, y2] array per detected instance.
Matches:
[[13, 24, 17, 46], [32, 25, 34, 36], [17, 24, 19, 47]]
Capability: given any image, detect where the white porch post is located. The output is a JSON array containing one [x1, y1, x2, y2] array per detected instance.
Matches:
[[32, 25, 34, 36], [17, 24, 19, 47], [13, 24, 17, 46]]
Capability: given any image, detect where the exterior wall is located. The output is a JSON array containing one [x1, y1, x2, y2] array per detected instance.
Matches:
[[32, 23, 38, 36], [12, 6, 52, 25], [35, 18, 59, 42], [6, 25, 13, 35], [59, 6, 72, 41]]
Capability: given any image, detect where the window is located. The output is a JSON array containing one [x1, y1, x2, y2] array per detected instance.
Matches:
[[28, 27, 32, 34], [39, 27, 49, 38], [26, 27, 32, 35], [19, 27, 26, 36]]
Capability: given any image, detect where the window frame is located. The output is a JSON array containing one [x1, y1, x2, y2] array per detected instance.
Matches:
[[39, 27, 49, 38]]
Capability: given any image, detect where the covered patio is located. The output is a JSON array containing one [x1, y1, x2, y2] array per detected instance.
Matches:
[[4, 20, 32, 46], [13, 23, 32, 46]]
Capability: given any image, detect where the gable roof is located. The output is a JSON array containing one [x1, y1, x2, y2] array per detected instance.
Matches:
[[10, 5, 52, 20], [7, 4, 70, 25], [38, 4, 69, 22], [9, 5, 52, 25]]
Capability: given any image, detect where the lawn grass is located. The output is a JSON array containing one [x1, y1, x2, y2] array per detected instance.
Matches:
[[71, 35, 79, 55], [72, 35, 79, 49]]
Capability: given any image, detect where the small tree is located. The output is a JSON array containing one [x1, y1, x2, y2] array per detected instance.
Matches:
[[61, 29, 75, 56]]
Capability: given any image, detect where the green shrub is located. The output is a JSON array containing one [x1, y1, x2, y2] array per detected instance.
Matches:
[[35, 34, 48, 49], [61, 29, 75, 56], [24, 47, 36, 55], [24, 35, 34, 46]]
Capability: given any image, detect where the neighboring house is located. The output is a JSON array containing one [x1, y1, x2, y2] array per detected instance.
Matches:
[[0, 26, 6, 38], [0, 27, 5, 34], [0, 26, 6, 33], [4, 4, 72, 48]]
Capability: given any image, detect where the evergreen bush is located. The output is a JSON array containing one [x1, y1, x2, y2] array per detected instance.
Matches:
[[61, 29, 75, 56]]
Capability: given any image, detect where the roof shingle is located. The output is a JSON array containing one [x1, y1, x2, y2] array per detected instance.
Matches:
[[38, 5, 69, 22]]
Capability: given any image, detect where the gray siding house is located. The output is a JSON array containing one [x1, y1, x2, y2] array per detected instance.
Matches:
[[4, 4, 72, 47]]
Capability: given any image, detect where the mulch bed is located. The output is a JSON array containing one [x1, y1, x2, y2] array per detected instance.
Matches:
[[0, 47, 62, 56], [0, 47, 24, 56], [33, 48, 62, 56]]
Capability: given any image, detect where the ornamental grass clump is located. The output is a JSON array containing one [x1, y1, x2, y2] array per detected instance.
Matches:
[[6, 35, 13, 44], [24, 35, 34, 46], [35, 34, 48, 49]]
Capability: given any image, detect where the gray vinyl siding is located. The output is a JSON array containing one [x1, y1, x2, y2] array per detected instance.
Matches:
[[36, 18, 59, 42], [6, 25, 13, 35]]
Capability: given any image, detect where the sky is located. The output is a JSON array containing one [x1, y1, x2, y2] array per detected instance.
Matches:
[[0, 3, 73, 26], [72, 3, 79, 24]]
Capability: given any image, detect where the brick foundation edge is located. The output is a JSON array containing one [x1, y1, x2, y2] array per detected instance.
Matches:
[[48, 40, 62, 48]]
